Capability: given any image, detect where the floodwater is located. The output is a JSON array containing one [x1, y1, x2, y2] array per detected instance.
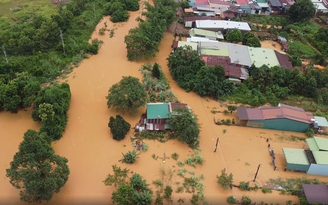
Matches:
[[1, 8, 328, 205]]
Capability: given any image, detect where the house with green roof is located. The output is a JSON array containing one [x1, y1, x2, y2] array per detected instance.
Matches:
[[248, 47, 280, 68], [283, 136, 328, 176], [189, 28, 224, 40], [135, 102, 190, 131]]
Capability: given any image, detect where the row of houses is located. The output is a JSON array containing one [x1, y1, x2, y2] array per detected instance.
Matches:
[[283, 136, 328, 177], [173, 39, 293, 82], [188, 0, 328, 15]]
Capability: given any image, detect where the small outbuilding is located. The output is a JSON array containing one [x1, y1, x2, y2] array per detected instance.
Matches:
[[314, 116, 328, 133], [302, 184, 328, 205], [282, 148, 310, 172]]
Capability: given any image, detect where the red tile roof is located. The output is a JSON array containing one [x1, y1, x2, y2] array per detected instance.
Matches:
[[209, 0, 231, 5], [236, 0, 249, 5]]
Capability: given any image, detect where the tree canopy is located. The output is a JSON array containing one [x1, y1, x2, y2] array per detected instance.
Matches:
[[288, 0, 315, 22], [6, 130, 70, 203], [108, 115, 131, 141], [167, 107, 200, 149], [106, 76, 148, 116], [226, 29, 243, 43], [242, 32, 261, 47]]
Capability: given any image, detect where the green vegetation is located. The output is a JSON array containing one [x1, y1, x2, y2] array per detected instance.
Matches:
[[104, 165, 153, 205], [243, 14, 289, 26], [104, 0, 139, 23], [125, 0, 177, 61], [261, 187, 272, 193], [171, 153, 179, 160], [242, 32, 261, 47], [31, 83, 71, 141], [108, 115, 131, 141], [121, 150, 139, 164], [239, 181, 250, 190], [241, 195, 252, 205], [288, 0, 315, 23], [226, 29, 243, 43], [288, 40, 318, 59], [167, 107, 201, 149], [106, 76, 148, 116], [167, 46, 234, 98], [185, 153, 204, 167], [217, 168, 233, 190], [227, 196, 236, 204], [6, 130, 69, 203]]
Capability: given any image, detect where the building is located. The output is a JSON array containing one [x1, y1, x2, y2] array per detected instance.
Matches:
[[187, 36, 218, 43], [135, 102, 189, 131], [312, 0, 328, 13], [227, 43, 252, 67], [184, 16, 217, 28], [274, 50, 293, 69], [189, 28, 224, 40], [195, 20, 251, 33], [302, 184, 328, 205], [282, 136, 328, 176], [172, 41, 198, 51], [237, 103, 314, 132], [314, 116, 328, 133], [248, 47, 280, 68], [208, 0, 231, 8]]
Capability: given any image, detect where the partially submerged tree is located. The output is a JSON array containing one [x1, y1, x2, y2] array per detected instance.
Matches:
[[217, 168, 233, 190], [6, 130, 70, 203], [288, 0, 315, 22], [108, 115, 131, 141], [106, 76, 148, 116], [121, 150, 139, 164], [167, 107, 200, 149], [152, 63, 161, 79]]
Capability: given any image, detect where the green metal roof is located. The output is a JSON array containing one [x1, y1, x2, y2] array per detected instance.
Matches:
[[306, 138, 319, 151], [312, 151, 328, 164], [146, 103, 169, 119], [248, 47, 280, 68], [314, 136, 328, 151], [189, 28, 224, 39], [200, 48, 229, 56], [314, 116, 328, 127], [177, 41, 198, 51], [282, 148, 310, 165]]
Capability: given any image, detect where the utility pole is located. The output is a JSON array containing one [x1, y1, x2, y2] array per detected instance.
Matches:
[[214, 138, 219, 152], [253, 164, 261, 182], [2, 45, 8, 63], [59, 30, 66, 56]]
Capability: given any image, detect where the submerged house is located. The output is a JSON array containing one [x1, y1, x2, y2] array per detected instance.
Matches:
[[237, 103, 314, 132], [282, 136, 328, 176], [135, 102, 190, 131]]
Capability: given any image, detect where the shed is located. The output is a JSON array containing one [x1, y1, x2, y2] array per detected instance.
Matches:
[[306, 136, 328, 152], [307, 151, 328, 176], [282, 148, 310, 172], [302, 184, 328, 205], [237, 103, 314, 132], [314, 116, 328, 133]]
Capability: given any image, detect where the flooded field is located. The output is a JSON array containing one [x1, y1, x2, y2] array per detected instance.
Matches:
[[1, 8, 328, 205]]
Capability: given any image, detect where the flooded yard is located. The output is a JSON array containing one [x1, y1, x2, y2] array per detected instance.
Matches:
[[1, 8, 328, 205]]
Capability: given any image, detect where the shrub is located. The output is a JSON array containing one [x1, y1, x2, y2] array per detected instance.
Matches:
[[164, 186, 173, 200], [239, 181, 250, 190], [108, 115, 131, 141], [227, 196, 236, 204], [262, 187, 272, 193], [241, 195, 252, 205], [98, 27, 106, 35], [185, 154, 204, 167], [223, 110, 229, 115], [217, 169, 233, 190], [121, 150, 139, 164], [171, 153, 179, 160], [87, 38, 103, 54]]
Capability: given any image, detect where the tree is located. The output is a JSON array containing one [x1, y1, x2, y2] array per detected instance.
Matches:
[[217, 168, 233, 190], [228, 105, 237, 114], [130, 173, 149, 192], [6, 130, 70, 203], [152, 63, 161, 79], [111, 9, 130, 23], [111, 184, 136, 205], [38, 103, 55, 122], [226, 29, 243, 43], [241, 195, 252, 205], [103, 164, 129, 187], [288, 0, 315, 22], [242, 32, 261, 47], [106, 76, 148, 116], [167, 107, 200, 148], [121, 150, 139, 164], [108, 115, 131, 141]]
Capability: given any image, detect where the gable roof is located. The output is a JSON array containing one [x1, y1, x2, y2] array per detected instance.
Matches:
[[282, 148, 310, 165], [306, 136, 328, 151], [248, 47, 280, 68], [189, 28, 224, 39], [227, 43, 251, 66], [302, 184, 328, 205], [177, 41, 198, 51], [195, 20, 251, 31], [314, 116, 328, 127], [312, 151, 328, 164], [201, 55, 242, 78], [237, 103, 314, 124], [146, 103, 188, 120], [269, 0, 282, 7], [274, 50, 293, 69]]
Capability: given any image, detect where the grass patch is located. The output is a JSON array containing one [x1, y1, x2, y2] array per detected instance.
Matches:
[[185, 153, 204, 168], [288, 40, 318, 59], [177, 161, 185, 167]]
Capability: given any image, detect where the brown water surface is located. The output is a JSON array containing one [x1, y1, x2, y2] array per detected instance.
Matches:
[[1, 8, 328, 205]]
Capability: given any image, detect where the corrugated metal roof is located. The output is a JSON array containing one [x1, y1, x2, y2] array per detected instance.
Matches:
[[282, 148, 310, 165], [248, 47, 280, 68], [237, 107, 249, 120], [257, 2, 270, 7], [312, 151, 328, 164], [227, 43, 251, 66], [189, 28, 224, 39], [302, 184, 328, 205], [313, 136, 328, 151], [195, 20, 251, 31], [269, 0, 282, 7], [201, 55, 242, 78], [201, 48, 229, 56], [274, 50, 293, 69], [314, 116, 328, 127], [177, 41, 198, 51], [187, 36, 218, 43], [306, 138, 320, 151], [147, 103, 170, 119]]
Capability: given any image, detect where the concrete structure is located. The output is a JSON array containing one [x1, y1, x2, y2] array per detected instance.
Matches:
[[189, 28, 224, 40], [302, 184, 328, 205], [314, 116, 328, 133], [135, 103, 189, 131], [237, 103, 314, 132], [248, 47, 280, 68], [195, 20, 251, 33]]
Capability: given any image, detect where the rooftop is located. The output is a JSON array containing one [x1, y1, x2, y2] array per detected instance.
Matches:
[[195, 20, 251, 31], [189, 28, 224, 39], [282, 148, 310, 165], [177, 41, 198, 51], [314, 116, 328, 127], [306, 136, 328, 151], [200, 48, 229, 56], [237, 0, 249, 5], [187, 36, 218, 43], [274, 51, 293, 69], [227, 43, 252, 66], [147, 103, 170, 119], [302, 184, 328, 205], [248, 47, 280, 68], [269, 0, 282, 7], [312, 151, 328, 164], [201, 55, 242, 78]]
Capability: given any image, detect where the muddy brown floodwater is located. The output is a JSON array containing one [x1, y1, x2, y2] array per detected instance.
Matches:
[[1, 8, 328, 205]]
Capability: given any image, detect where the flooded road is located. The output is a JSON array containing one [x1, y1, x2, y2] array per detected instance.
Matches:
[[1, 8, 328, 205]]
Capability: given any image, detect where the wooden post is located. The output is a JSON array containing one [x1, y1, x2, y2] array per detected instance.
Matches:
[[163, 153, 166, 163], [214, 138, 219, 152], [253, 164, 261, 182]]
